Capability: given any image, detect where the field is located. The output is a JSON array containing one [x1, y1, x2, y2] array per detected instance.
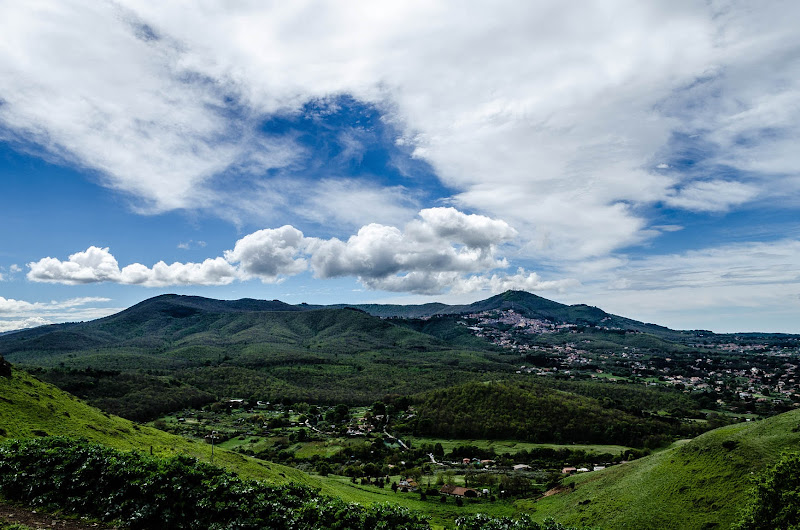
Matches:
[[406, 436, 631, 457]]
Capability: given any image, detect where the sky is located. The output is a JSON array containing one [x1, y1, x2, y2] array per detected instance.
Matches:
[[1, 1, 799, 333]]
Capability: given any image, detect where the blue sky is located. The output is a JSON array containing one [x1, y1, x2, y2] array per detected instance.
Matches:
[[1, 1, 799, 333]]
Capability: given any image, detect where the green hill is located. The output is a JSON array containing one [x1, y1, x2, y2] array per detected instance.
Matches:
[[527, 408, 800, 529], [0, 358, 315, 486]]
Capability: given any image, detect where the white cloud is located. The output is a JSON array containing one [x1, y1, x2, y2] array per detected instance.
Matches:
[[664, 180, 760, 212], [26, 207, 576, 295], [119, 258, 238, 287], [27, 246, 122, 284], [307, 208, 516, 285], [0, 296, 119, 333], [0, 1, 301, 214], [224, 226, 308, 282], [0, 317, 52, 333], [28, 246, 239, 287], [298, 179, 419, 230], [9, 264, 22, 273], [3, 2, 798, 265], [177, 240, 208, 250]]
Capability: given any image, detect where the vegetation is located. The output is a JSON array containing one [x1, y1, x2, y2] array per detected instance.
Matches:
[[528, 408, 800, 529], [735, 452, 800, 529], [0, 437, 430, 530], [409, 381, 705, 447], [0, 363, 314, 485], [0, 296, 519, 419]]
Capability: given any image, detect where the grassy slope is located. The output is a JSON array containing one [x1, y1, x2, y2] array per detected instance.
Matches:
[[0, 367, 314, 487], [528, 408, 800, 529], [0, 367, 512, 529]]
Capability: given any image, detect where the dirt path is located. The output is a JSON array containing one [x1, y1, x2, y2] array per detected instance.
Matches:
[[0, 501, 119, 530]]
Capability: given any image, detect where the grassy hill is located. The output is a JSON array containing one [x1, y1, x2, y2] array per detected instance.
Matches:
[[527, 408, 800, 529], [0, 360, 315, 487]]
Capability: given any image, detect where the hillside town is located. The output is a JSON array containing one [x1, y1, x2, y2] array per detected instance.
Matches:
[[459, 309, 800, 417]]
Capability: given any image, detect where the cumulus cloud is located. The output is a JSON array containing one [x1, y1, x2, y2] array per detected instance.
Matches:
[[307, 208, 517, 289], [28, 246, 238, 287], [361, 268, 579, 296], [25, 208, 575, 295], [224, 226, 308, 282]]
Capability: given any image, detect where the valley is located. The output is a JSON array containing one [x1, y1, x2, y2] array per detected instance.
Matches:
[[2, 290, 800, 528]]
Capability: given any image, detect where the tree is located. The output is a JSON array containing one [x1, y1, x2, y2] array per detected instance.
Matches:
[[735, 452, 800, 529]]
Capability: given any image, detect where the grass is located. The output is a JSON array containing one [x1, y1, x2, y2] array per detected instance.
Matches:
[[0, 367, 316, 487], [310, 474, 517, 529], [526, 408, 800, 529], [407, 436, 631, 457]]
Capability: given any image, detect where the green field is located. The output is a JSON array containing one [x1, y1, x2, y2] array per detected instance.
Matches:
[[407, 436, 631, 457]]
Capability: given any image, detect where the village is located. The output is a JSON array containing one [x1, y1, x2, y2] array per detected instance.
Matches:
[[152, 397, 627, 504], [459, 309, 800, 418]]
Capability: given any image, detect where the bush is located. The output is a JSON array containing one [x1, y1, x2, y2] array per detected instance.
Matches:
[[455, 514, 576, 529], [735, 452, 800, 530], [0, 437, 429, 530]]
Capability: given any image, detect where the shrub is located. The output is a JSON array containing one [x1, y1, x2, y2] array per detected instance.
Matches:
[[0, 437, 429, 530]]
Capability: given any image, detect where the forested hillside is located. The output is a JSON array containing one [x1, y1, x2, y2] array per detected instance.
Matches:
[[409, 381, 705, 447]]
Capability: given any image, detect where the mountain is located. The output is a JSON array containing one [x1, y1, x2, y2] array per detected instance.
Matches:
[[2, 290, 794, 423], [345, 290, 685, 339], [0, 295, 517, 418]]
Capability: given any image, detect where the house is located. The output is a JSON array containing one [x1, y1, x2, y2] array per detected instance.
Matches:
[[462, 457, 472, 465], [398, 478, 418, 492], [561, 466, 577, 474], [439, 484, 480, 498], [513, 464, 531, 471], [480, 459, 496, 466]]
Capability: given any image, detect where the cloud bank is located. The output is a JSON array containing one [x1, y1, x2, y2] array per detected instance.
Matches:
[[27, 208, 571, 295], [0, 296, 118, 333]]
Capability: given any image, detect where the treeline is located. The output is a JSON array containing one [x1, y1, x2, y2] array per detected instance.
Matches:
[[536, 378, 703, 417], [31, 368, 215, 422], [409, 381, 707, 447], [0, 437, 429, 530]]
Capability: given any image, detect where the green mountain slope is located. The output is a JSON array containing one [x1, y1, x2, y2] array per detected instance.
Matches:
[[0, 298, 515, 418], [348, 290, 688, 340], [0, 359, 316, 487], [528, 408, 800, 529]]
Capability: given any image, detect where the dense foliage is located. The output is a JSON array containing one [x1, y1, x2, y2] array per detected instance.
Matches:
[[455, 514, 578, 530], [31, 368, 215, 422], [0, 437, 429, 530], [735, 452, 800, 530], [410, 381, 705, 447]]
